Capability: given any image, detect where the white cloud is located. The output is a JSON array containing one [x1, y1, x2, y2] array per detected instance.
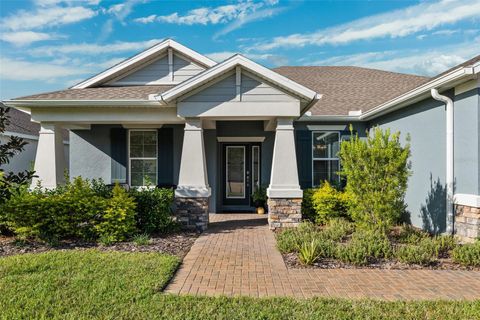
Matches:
[[30, 39, 163, 56], [135, 0, 280, 31], [1, 5, 97, 31], [249, 0, 480, 51], [107, 0, 144, 23], [0, 57, 90, 81], [0, 31, 61, 46], [307, 40, 480, 76]]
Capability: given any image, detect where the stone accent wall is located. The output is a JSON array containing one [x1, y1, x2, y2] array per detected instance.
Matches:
[[455, 204, 480, 241], [267, 198, 302, 229], [175, 197, 209, 232]]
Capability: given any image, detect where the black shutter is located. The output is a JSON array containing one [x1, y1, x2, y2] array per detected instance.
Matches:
[[110, 127, 127, 184], [157, 127, 174, 187], [296, 130, 312, 189]]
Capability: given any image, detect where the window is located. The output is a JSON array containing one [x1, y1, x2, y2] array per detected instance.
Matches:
[[129, 130, 157, 187], [312, 131, 340, 186]]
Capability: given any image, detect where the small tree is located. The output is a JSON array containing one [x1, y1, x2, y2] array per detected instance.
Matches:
[[338, 126, 411, 231], [0, 106, 36, 203]]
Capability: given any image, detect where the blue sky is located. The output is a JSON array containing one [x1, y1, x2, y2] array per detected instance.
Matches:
[[0, 0, 479, 99]]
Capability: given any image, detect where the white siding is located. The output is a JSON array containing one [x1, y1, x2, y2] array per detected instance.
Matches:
[[110, 52, 206, 85], [173, 54, 205, 82]]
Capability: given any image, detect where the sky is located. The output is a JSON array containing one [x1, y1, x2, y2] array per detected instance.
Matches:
[[0, 0, 479, 99]]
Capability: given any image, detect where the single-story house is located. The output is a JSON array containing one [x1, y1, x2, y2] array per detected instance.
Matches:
[[0, 104, 69, 175], [3, 39, 479, 240]]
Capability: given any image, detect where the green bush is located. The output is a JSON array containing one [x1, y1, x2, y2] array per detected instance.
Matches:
[[276, 221, 318, 254], [396, 224, 429, 244], [129, 187, 176, 234], [395, 240, 437, 266], [298, 239, 322, 265], [311, 182, 351, 224], [321, 218, 354, 242], [339, 127, 411, 231], [133, 233, 151, 246], [336, 230, 392, 266], [451, 241, 480, 267], [301, 188, 317, 221], [2, 177, 106, 241], [95, 184, 137, 244]]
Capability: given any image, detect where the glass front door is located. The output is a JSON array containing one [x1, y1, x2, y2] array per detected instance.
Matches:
[[222, 143, 261, 208]]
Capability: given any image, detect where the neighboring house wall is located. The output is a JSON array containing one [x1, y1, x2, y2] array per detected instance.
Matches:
[[1, 134, 69, 175]]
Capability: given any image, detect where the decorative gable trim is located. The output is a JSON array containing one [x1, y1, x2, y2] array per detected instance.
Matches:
[[71, 39, 216, 89]]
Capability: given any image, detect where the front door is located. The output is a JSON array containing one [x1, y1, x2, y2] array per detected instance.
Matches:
[[222, 143, 261, 209]]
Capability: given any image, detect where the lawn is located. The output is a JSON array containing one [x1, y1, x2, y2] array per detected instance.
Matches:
[[1, 250, 479, 320]]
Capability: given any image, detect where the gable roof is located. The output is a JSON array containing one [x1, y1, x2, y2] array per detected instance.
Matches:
[[274, 66, 430, 116], [158, 54, 320, 104], [71, 39, 216, 89]]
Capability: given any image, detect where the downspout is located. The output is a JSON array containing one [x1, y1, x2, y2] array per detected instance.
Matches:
[[431, 88, 454, 235]]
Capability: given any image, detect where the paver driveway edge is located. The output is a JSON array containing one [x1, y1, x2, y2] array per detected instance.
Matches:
[[165, 214, 480, 300]]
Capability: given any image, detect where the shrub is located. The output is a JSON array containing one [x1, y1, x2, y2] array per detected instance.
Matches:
[[451, 241, 480, 267], [2, 177, 106, 241], [321, 218, 354, 242], [396, 224, 429, 244], [95, 184, 137, 244], [311, 182, 351, 224], [252, 185, 267, 208], [129, 188, 176, 234], [133, 233, 151, 246], [276, 221, 318, 254], [431, 235, 457, 257], [336, 229, 392, 266], [301, 188, 317, 222], [339, 127, 411, 231], [298, 239, 322, 265], [395, 240, 437, 266]]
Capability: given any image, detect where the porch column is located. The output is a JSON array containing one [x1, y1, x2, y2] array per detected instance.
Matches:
[[267, 118, 302, 229], [31, 123, 66, 189], [175, 118, 211, 231]]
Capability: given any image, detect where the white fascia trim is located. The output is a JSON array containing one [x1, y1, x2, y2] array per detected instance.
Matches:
[[2, 100, 167, 107], [158, 55, 319, 103], [217, 136, 265, 142], [454, 193, 480, 208], [297, 115, 361, 122], [360, 66, 476, 121], [71, 39, 216, 89]]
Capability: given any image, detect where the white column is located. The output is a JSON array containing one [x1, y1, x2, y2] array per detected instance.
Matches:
[[267, 118, 302, 198], [31, 123, 66, 189], [175, 118, 211, 198]]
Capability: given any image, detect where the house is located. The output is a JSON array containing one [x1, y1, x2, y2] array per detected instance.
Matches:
[[3, 39, 479, 240], [0, 104, 69, 175]]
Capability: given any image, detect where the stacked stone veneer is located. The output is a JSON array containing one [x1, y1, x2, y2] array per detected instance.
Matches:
[[455, 204, 480, 241], [267, 198, 302, 229], [175, 197, 209, 232]]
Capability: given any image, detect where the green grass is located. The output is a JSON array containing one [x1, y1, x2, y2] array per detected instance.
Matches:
[[1, 250, 479, 320]]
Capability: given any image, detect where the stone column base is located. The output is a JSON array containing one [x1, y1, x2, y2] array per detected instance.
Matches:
[[267, 198, 302, 229], [455, 204, 480, 242], [175, 197, 209, 232]]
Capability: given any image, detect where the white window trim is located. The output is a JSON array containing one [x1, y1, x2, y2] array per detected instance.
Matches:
[[226, 145, 246, 199], [128, 129, 158, 188], [311, 131, 341, 187]]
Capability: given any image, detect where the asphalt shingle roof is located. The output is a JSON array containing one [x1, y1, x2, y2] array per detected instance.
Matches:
[[274, 66, 430, 116], [14, 85, 174, 101]]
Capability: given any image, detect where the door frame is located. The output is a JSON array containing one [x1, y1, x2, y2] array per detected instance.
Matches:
[[219, 142, 261, 212]]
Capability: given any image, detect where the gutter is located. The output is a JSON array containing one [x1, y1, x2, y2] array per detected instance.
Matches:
[[431, 88, 455, 235], [1, 100, 169, 107]]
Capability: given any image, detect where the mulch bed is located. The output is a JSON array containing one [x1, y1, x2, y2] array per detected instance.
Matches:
[[0, 232, 199, 259], [282, 252, 480, 271]]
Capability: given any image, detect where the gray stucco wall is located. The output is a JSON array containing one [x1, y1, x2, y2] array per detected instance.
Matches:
[[370, 98, 447, 232], [369, 88, 480, 233], [70, 125, 117, 182]]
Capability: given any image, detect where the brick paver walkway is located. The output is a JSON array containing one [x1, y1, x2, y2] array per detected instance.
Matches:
[[165, 214, 480, 300]]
